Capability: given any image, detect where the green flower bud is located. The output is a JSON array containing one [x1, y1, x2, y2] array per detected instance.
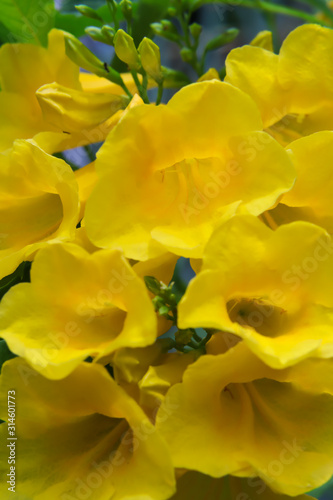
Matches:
[[161, 67, 191, 88], [85, 27, 106, 43], [63, 31, 106, 75], [144, 276, 162, 295], [138, 37, 163, 84], [175, 329, 193, 346], [167, 7, 177, 17], [63, 32, 124, 86], [114, 29, 141, 70], [161, 19, 178, 34], [152, 296, 164, 311], [189, 23, 202, 40], [150, 23, 180, 43], [75, 4, 103, 22], [158, 305, 170, 317], [180, 47, 194, 63], [120, 0, 133, 21], [204, 28, 239, 53], [101, 26, 115, 45]]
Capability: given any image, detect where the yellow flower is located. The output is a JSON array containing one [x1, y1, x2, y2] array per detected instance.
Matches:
[[250, 30, 273, 51], [0, 140, 79, 281], [79, 71, 140, 95], [0, 29, 135, 154], [85, 80, 295, 260], [0, 243, 157, 379], [171, 470, 314, 500], [112, 340, 198, 419], [74, 161, 98, 221], [0, 357, 176, 500], [156, 342, 333, 496], [178, 215, 333, 368], [36, 82, 129, 134], [263, 131, 333, 234], [225, 24, 333, 146]]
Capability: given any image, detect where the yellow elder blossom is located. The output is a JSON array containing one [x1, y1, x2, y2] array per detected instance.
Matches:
[[179, 215, 333, 368], [0, 358, 176, 500], [0, 29, 135, 154], [262, 131, 333, 234], [225, 24, 333, 146], [156, 342, 333, 496], [0, 243, 157, 379], [85, 80, 295, 260], [0, 140, 79, 281]]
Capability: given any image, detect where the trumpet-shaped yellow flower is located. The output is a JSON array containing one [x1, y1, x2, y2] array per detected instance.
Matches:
[[171, 471, 314, 500], [0, 243, 157, 379], [263, 131, 333, 234], [0, 29, 136, 154], [157, 342, 333, 496], [178, 215, 333, 368], [0, 358, 176, 500], [85, 80, 295, 260], [0, 140, 79, 280], [225, 24, 333, 146]]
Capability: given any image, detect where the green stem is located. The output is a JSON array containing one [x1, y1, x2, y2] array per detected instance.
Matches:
[[156, 81, 164, 105], [120, 81, 133, 99], [107, 0, 119, 30], [297, 0, 333, 23], [84, 145, 95, 163], [179, 11, 204, 77], [193, 332, 202, 343], [190, 0, 327, 25], [131, 70, 150, 103]]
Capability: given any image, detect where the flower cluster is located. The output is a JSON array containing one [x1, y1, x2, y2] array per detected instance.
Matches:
[[1, 19, 333, 500]]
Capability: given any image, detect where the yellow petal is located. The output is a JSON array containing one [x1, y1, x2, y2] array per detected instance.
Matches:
[[85, 81, 294, 259], [226, 24, 333, 145], [0, 358, 176, 500], [74, 161, 98, 220], [250, 30, 273, 51], [157, 343, 333, 495], [178, 215, 333, 367], [36, 83, 129, 133], [281, 131, 333, 224], [0, 243, 157, 379], [225, 46, 285, 128], [0, 140, 79, 279], [279, 24, 333, 109]]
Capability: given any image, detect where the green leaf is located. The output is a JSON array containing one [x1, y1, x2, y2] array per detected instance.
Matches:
[[0, 340, 16, 374], [0, 0, 55, 46], [0, 261, 31, 302]]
